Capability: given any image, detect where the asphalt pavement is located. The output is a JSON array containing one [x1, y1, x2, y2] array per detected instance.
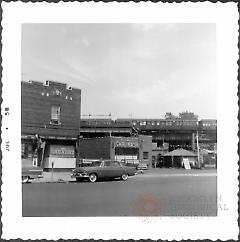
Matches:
[[22, 169, 217, 217]]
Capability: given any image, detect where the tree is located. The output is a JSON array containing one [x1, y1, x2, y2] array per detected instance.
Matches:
[[179, 111, 198, 120], [165, 112, 178, 120]]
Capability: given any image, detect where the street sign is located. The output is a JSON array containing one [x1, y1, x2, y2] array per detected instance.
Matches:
[[182, 158, 191, 170]]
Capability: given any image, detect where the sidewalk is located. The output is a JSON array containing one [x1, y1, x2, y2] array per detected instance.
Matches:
[[32, 171, 74, 183], [144, 167, 217, 174], [31, 168, 217, 183], [140, 167, 217, 176]]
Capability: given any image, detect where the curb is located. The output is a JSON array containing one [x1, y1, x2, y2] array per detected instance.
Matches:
[[28, 179, 72, 184]]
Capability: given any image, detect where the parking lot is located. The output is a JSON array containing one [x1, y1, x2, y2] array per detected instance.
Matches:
[[22, 169, 217, 217]]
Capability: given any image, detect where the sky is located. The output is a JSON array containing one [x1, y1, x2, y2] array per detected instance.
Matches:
[[21, 23, 216, 119]]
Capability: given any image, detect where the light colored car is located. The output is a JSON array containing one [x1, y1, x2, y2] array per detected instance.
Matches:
[[136, 163, 148, 170], [71, 160, 136, 183]]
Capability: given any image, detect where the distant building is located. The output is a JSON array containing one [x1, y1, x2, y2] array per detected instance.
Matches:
[[80, 117, 216, 152], [165, 112, 178, 120], [152, 142, 169, 168], [78, 135, 152, 168], [165, 111, 198, 120], [163, 148, 198, 168], [21, 80, 81, 170]]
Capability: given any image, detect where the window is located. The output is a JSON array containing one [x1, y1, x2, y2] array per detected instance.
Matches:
[[43, 80, 49, 86], [51, 106, 61, 125], [112, 162, 120, 167], [21, 142, 33, 159], [104, 161, 111, 167], [67, 85, 72, 90], [143, 152, 149, 159]]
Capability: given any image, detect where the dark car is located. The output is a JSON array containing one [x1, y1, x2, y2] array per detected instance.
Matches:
[[71, 160, 136, 182]]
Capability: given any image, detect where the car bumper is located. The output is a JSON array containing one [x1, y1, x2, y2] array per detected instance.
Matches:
[[136, 167, 148, 170], [71, 173, 89, 178]]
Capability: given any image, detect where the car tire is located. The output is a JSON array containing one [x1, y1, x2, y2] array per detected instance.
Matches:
[[121, 174, 128, 181], [89, 173, 97, 183], [22, 176, 29, 183]]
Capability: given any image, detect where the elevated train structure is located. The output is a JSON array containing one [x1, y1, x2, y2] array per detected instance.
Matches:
[[80, 118, 217, 152], [80, 118, 136, 137]]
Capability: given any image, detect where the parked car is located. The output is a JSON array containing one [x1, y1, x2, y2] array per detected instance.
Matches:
[[136, 163, 148, 170], [120, 159, 139, 169], [22, 166, 43, 183], [71, 160, 136, 182]]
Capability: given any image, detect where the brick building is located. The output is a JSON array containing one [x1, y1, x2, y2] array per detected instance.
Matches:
[[78, 135, 152, 168], [21, 80, 81, 170]]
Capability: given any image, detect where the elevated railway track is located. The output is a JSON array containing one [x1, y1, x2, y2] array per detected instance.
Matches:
[[80, 118, 217, 151]]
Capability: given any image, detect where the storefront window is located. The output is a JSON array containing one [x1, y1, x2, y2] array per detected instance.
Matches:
[[115, 147, 138, 155], [21, 141, 34, 159]]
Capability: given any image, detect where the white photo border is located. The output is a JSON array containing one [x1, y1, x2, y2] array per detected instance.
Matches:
[[1, 2, 239, 240]]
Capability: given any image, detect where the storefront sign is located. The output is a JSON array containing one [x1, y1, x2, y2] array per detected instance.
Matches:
[[182, 158, 191, 170], [50, 145, 75, 158], [115, 141, 139, 148]]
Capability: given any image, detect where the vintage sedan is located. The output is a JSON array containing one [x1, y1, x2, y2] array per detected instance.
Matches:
[[71, 160, 136, 182]]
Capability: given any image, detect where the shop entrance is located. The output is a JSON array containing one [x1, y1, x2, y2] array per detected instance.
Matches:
[[114, 147, 138, 164]]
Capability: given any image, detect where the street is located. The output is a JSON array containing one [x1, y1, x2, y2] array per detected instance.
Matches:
[[22, 169, 217, 217]]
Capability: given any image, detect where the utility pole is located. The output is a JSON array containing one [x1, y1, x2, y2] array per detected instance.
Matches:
[[196, 123, 200, 169], [138, 136, 142, 164]]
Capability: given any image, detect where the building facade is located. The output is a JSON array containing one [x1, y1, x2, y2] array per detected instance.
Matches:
[[79, 115, 217, 168], [78, 136, 152, 168], [21, 80, 81, 170]]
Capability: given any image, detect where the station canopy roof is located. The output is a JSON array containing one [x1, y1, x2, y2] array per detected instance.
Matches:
[[164, 148, 197, 157]]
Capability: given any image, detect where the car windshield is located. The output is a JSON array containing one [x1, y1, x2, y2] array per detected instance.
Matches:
[[89, 161, 102, 167]]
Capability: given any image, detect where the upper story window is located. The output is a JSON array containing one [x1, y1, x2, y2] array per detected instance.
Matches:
[[51, 105, 61, 125]]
